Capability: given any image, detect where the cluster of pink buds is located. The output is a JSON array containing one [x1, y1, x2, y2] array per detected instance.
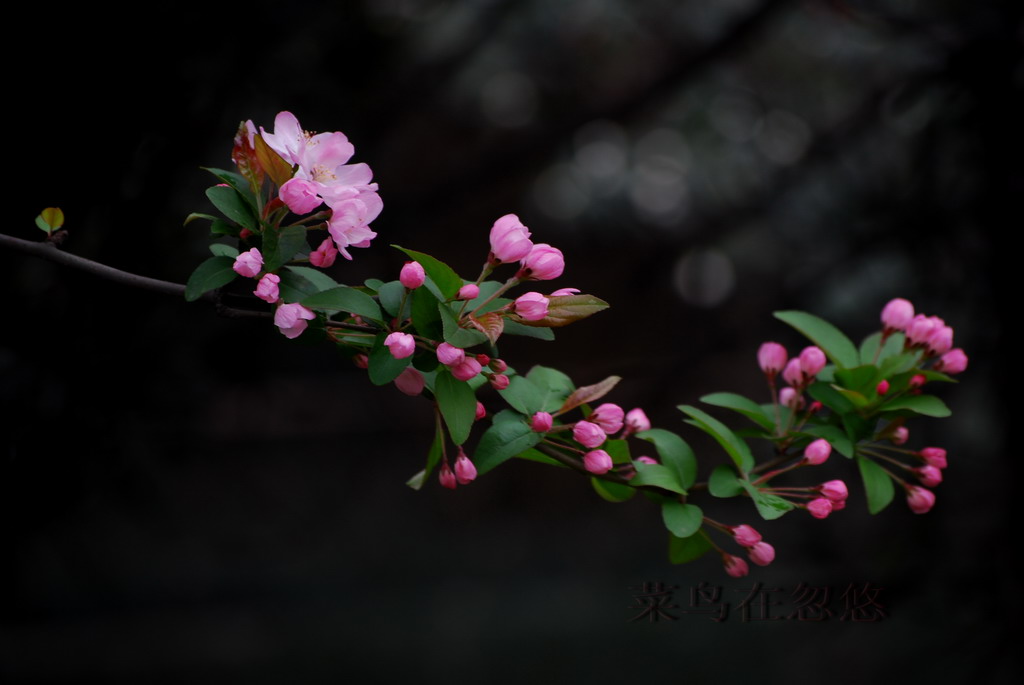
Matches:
[[439, 449, 478, 489], [901, 446, 947, 513], [730, 524, 775, 567], [880, 298, 967, 372], [488, 214, 565, 281], [758, 342, 827, 411]]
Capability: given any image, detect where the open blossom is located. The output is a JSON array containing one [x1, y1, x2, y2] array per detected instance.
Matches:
[[589, 403, 624, 434], [384, 331, 415, 359], [309, 238, 338, 268], [327, 192, 382, 260], [573, 420, 606, 448], [489, 214, 533, 263], [513, 292, 549, 321], [518, 243, 564, 281], [583, 449, 613, 475], [274, 302, 315, 339], [233, 248, 263, 278], [254, 273, 281, 303]]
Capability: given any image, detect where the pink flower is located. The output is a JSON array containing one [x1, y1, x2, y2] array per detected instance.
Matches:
[[551, 287, 580, 296], [589, 403, 624, 434], [919, 447, 947, 469], [906, 314, 937, 346], [394, 367, 425, 396], [909, 374, 927, 389], [279, 177, 323, 215], [935, 348, 968, 374], [806, 498, 833, 519], [757, 342, 788, 376], [489, 374, 510, 390], [436, 342, 465, 367], [723, 554, 749, 578], [400, 261, 426, 289], [819, 480, 848, 501], [748, 541, 775, 567], [489, 214, 533, 263], [450, 357, 482, 382], [531, 411, 553, 433], [233, 248, 264, 278], [309, 238, 338, 268], [799, 346, 827, 378], [731, 524, 762, 547], [624, 408, 651, 435], [635, 456, 658, 465], [513, 292, 549, 321], [876, 379, 890, 395], [779, 387, 803, 410], [457, 283, 480, 300], [573, 420, 606, 448], [384, 331, 416, 359], [475, 402, 487, 420], [518, 243, 564, 281], [915, 465, 943, 488], [928, 326, 954, 356], [906, 486, 936, 514], [254, 273, 281, 303], [881, 298, 914, 332], [454, 450, 477, 485], [274, 302, 316, 339], [327, 191, 382, 260], [583, 449, 613, 475], [438, 461, 457, 490], [782, 358, 803, 387], [802, 439, 832, 466], [891, 426, 909, 445]]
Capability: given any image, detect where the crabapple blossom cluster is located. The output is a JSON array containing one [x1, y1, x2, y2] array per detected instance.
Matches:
[[183, 113, 967, 575]]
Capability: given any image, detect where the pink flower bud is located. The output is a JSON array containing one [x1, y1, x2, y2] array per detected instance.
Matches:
[[909, 374, 927, 389], [274, 302, 316, 339], [935, 348, 968, 374], [757, 342, 788, 376], [436, 342, 465, 367], [439, 461, 457, 490], [809, 401, 823, 413], [457, 283, 480, 300], [489, 214, 533, 263], [475, 402, 487, 420], [489, 374, 510, 390], [891, 426, 909, 445], [233, 248, 264, 278], [802, 438, 832, 466], [551, 287, 580, 296], [309, 238, 338, 268], [400, 261, 426, 289], [589, 403, 624, 434], [748, 541, 775, 567], [279, 177, 323, 215], [928, 325, 954, 356], [906, 314, 937, 346], [635, 456, 658, 465], [490, 358, 508, 373], [906, 485, 936, 514], [723, 554, 749, 578], [782, 358, 803, 387], [806, 498, 833, 519], [583, 449, 613, 474], [454, 450, 477, 485], [394, 367, 425, 396], [518, 243, 565, 281], [799, 346, 827, 378], [830, 498, 847, 511], [353, 353, 369, 369], [779, 387, 804, 410], [254, 272, 281, 304], [531, 411, 553, 432], [513, 291, 550, 321], [915, 465, 943, 488], [819, 480, 848, 501], [475, 354, 491, 366], [450, 357, 482, 382], [624, 408, 651, 435], [731, 524, 761, 547], [573, 420, 607, 448], [876, 379, 890, 395], [918, 447, 947, 469], [384, 331, 416, 359], [881, 298, 914, 331]]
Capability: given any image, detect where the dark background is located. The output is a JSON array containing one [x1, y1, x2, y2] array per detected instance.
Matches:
[[4, 1, 1019, 682]]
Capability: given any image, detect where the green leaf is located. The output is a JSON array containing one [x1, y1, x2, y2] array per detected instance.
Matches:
[[740, 480, 795, 520], [860, 331, 906, 366], [406, 428, 444, 491], [184, 256, 237, 301], [669, 530, 712, 564], [662, 501, 703, 538], [515, 447, 566, 468], [378, 280, 409, 319], [774, 310, 859, 369], [203, 167, 257, 207], [302, 286, 384, 323], [183, 212, 218, 226], [263, 225, 308, 272], [435, 369, 477, 445], [879, 394, 951, 418], [209, 243, 239, 258], [634, 429, 697, 490], [503, 319, 555, 340], [709, 464, 744, 497], [591, 477, 636, 503], [286, 265, 341, 293], [410, 287, 444, 340], [392, 246, 464, 300], [700, 392, 774, 431], [603, 439, 632, 465], [678, 405, 755, 474], [498, 375, 545, 415], [631, 462, 687, 495], [526, 366, 575, 413], [857, 456, 895, 514], [364, 278, 384, 291], [205, 185, 257, 231], [834, 365, 880, 395], [474, 416, 543, 475], [807, 382, 856, 415], [438, 302, 488, 348], [367, 334, 411, 385], [277, 269, 320, 302], [801, 425, 854, 458], [210, 219, 238, 237]]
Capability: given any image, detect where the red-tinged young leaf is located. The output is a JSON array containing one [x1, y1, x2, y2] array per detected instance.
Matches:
[[468, 311, 505, 345], [515, 294, 609, 328], [558, 375, 621, 414], [231, 120, 265, 192], [254, 133, 295, 189]]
